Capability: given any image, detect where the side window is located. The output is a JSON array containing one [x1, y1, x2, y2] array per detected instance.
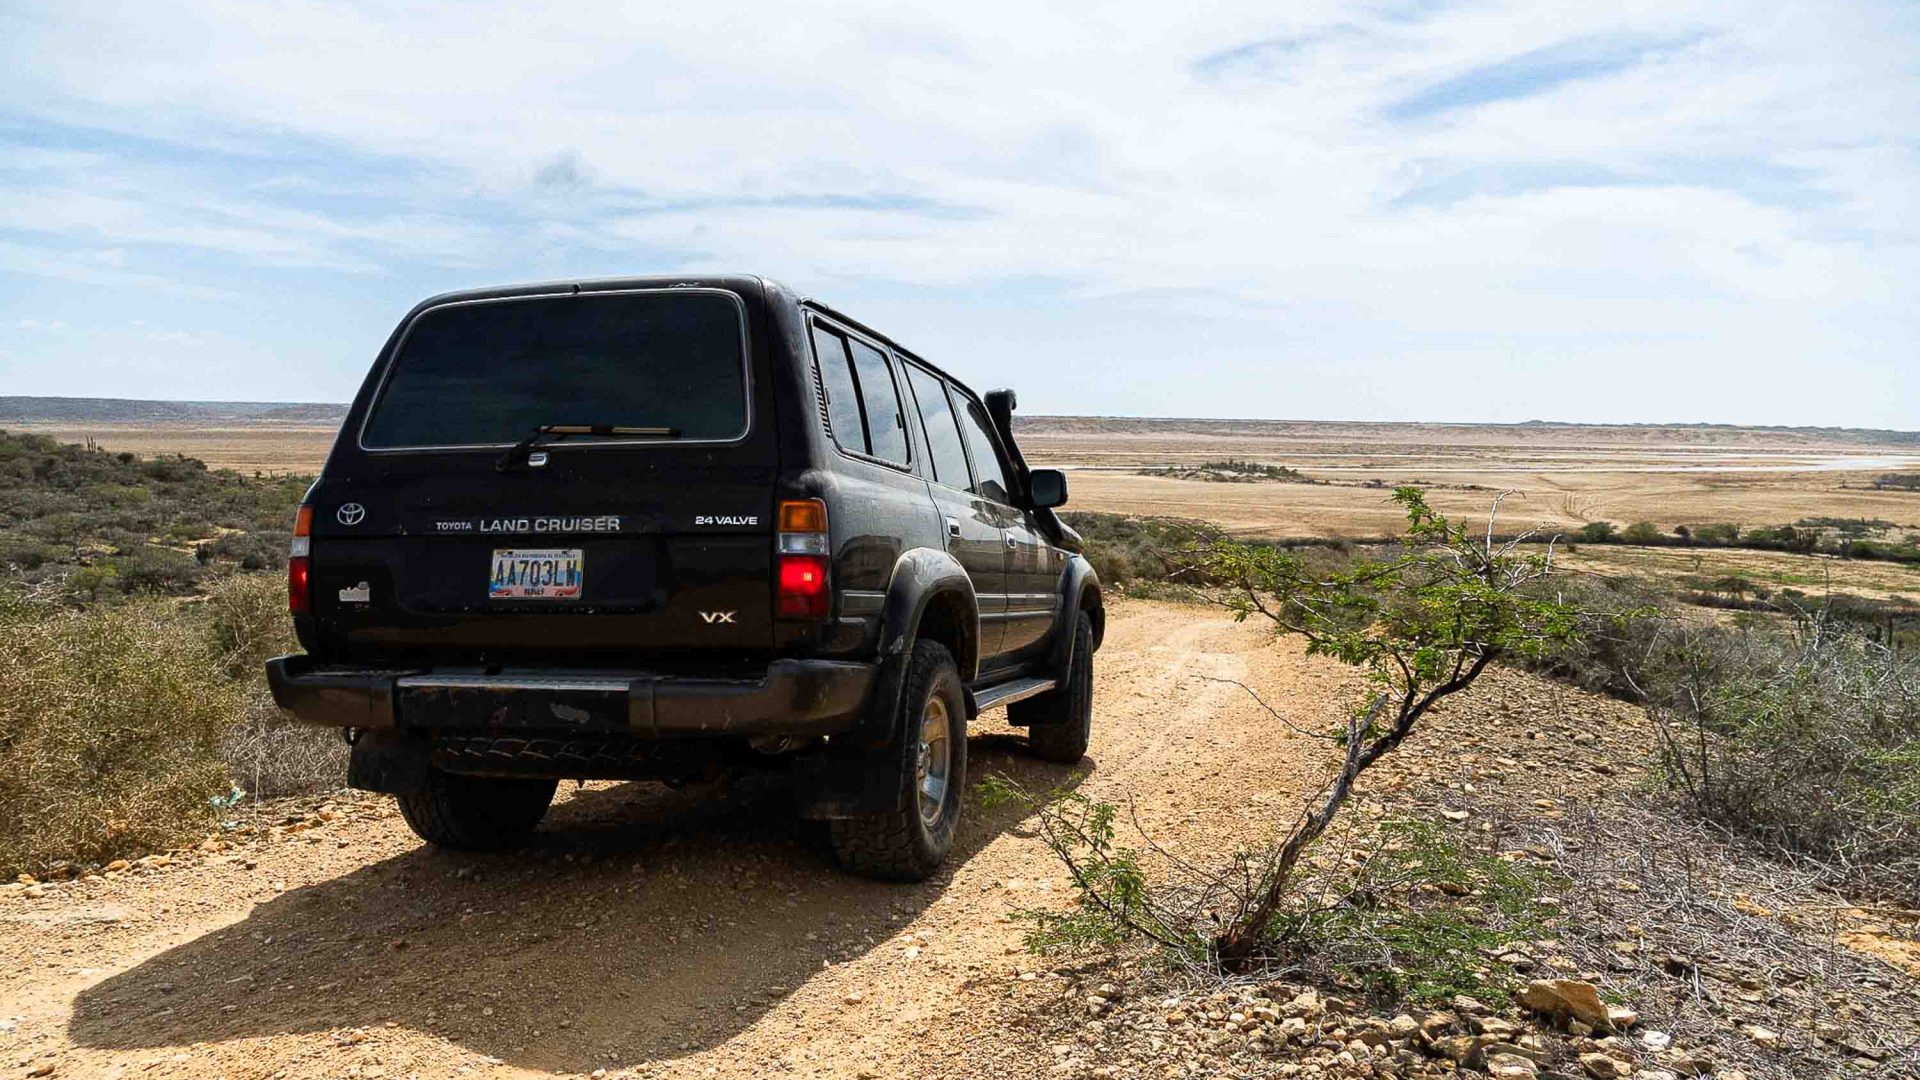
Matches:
[[905, 364, 971, 489], [847, 340, 909, 465], [956, 394, 1011, 503], [810, 325, 866, 453]]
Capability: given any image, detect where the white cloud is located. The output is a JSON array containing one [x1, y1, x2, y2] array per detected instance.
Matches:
[[0, 0, 1913, 421]]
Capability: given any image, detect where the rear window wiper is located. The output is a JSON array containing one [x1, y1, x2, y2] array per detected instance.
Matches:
[[493, 423, 679, 472]]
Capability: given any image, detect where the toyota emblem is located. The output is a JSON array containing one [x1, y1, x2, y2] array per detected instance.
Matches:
[[336, 503, 366, 526]]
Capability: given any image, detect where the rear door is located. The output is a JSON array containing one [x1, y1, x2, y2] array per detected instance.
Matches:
[[899, 361, 1008, 665], [306, 286, 778, 665]]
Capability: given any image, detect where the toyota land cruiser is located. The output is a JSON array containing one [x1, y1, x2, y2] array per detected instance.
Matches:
[[266, 275, 1103, 880]]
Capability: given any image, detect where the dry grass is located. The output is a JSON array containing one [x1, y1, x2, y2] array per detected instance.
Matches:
[[0, 598, 237, 874], [0, 576, 347, 876], [203, 575, 347, 797]]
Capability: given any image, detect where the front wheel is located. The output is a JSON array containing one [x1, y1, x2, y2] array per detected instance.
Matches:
[[397, 768, 557, 851], [828, 640, 967, 881], [1012, 610, 1094, 764]]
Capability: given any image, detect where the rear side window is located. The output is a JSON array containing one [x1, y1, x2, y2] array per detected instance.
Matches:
[[810, 326, 867, 452], [848, 340, 909, 465], [361, 290, 747, 448], [905, 365, 971, 489], [957, 395, 1011, 503]]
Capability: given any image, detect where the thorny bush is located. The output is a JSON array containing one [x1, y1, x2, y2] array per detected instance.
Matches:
[[994, 488, 1580, 973]]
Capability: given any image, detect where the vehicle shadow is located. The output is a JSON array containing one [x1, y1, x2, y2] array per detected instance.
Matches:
[[67, 732, 1089, 1073]]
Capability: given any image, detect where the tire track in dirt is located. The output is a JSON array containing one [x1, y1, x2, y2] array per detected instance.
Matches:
[[0, 601, 1341, 1080]]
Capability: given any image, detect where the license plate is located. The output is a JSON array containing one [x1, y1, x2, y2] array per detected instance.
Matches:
[[489, 548, 584, 599]]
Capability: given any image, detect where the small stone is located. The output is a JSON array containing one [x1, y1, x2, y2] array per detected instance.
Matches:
[[1739, 1024, 1782, 1049], [1517, 979, 1611, 1029], [1450, 994, 1492, 1016], [1472, 1016, 1519, 1040], [1579, 1052, 1631, 1079], [844, 991, 865, 1005], [104, 860, 130, 873], [1486, 1052, 1539, 1078]]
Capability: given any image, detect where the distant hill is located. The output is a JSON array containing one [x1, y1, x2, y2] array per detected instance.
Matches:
[[0, 397, 348, 425]]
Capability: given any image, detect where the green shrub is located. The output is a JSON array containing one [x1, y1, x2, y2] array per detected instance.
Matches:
[[0, 599, 238, 875], [110, 547, 203, 594], [1575, 521, 1616, 543], [1059, 512, 1221, 590], [1690, 523, 1740, 544], [1267, 820, 1560, 1007], [1621, 521, 1663, 543]]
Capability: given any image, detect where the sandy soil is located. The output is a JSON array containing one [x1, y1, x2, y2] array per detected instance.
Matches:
[[0, 602, 1349, 1080]]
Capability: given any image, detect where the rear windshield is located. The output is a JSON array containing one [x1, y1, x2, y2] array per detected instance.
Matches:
[[360, 290, 748, 448]]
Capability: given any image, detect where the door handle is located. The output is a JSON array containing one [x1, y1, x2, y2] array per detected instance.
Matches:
[[946, 517, 961, 539]]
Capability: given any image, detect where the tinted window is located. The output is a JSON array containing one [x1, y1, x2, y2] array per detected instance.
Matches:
[[848, 340, 909, 465], [958, 396, 1011, 503], [363, 291, 745, 448], [905, 364, 971, 489], [810, 325, 866, 453]]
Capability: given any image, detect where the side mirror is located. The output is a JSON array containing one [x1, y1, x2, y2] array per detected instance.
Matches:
[[1028, 468, 1068, 509]]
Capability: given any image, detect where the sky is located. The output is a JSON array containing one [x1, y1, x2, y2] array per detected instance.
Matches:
[[1, 1, 1916, 427]]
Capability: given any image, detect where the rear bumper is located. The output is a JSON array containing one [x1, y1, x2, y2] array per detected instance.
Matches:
[[264, 654, 876, 737]]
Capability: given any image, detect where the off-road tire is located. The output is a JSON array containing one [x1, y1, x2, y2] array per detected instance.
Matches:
[[828, 640, 967, 881], [1012, 610, 1094, 763], [396, 768, 557, 851]]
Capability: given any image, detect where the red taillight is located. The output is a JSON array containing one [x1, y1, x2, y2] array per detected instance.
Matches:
[[776, 499, 829, 619], [288, 503, 313, 614], [288, 556, 311, 614], [777, 554, 829, 617]]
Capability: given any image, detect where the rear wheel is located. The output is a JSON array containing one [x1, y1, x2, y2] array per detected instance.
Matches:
[[397, 768, 557, 851], [1012, 610, 1094, 764], [829, 640, 967, 881]]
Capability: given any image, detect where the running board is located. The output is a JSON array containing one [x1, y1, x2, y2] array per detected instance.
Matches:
[[971, 676, 1057, 713]]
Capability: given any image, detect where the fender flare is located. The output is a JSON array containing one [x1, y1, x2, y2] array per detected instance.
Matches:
[[877, 547, 980, 678], [836, 547, 978, 748], [1045, 555, 1105, 686]]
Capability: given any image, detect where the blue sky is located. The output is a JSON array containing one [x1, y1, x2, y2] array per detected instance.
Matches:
[[1, 1, 1916, 426]]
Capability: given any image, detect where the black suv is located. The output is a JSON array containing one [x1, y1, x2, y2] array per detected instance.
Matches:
[[267, 275, 1103, 880]]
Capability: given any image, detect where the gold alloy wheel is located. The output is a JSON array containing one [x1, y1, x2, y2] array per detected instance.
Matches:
[[915, 695, 952, 829]]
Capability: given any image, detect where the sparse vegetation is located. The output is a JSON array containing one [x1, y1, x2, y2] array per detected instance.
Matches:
[[1640, 616, 1920, 896], [998, 490, 1577, 978], [0, 429, 308, 594], [1520, 575, 1920, 898], [1140, 459, 1320, 484], [0, 435, 343, 876], [0, 591, 238, 874], [1568, 513, 1920, 565], [1266, 818, 1561, 1007]]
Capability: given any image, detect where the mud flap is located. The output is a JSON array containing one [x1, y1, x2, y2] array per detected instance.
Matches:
[[347, 730, 431, 794], [793, 652, 911, 819]]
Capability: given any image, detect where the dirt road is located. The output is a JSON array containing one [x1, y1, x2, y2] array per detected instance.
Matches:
[[0, 602, 1350, 1080]]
